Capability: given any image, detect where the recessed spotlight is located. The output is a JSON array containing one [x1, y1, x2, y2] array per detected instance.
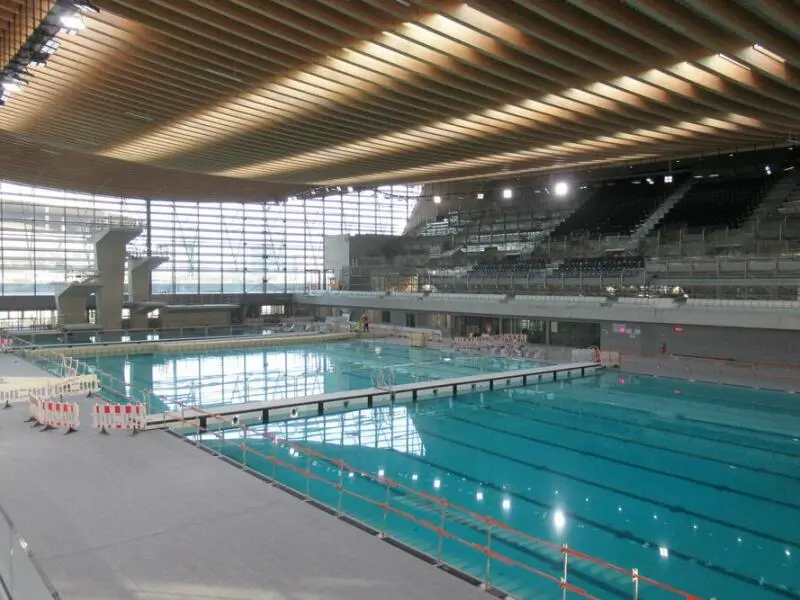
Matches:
[[476, 192, 484, 200], [433, 195, 441, 204], [502, 188, 513, 199], [60, 12, 86, 30], [554, 181, 569, 196]]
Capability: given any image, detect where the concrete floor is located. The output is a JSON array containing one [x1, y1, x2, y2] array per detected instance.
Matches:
[[0, 356, 490, 600]]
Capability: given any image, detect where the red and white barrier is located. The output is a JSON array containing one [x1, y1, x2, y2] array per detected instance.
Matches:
[[27, 393, 80, 433], [93, 403, 146, 434], [0, 338, 12, 353]]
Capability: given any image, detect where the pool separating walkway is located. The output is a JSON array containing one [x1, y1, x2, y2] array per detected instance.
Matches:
[[0, 398, 491, 600], [148, 361, 600, 430]]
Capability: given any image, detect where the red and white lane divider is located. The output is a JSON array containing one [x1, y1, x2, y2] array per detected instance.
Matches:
[[26, 394, 80, 434], [92, 403, 146, 435]]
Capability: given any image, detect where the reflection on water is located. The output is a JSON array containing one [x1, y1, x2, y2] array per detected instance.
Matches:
[[85, 341, 542, 412]]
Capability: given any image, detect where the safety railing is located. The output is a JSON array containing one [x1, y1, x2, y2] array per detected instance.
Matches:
[[615, 352, 800, 392], [8, 322, 335, 347], [0, 500, 60, 599], [164, 399, 700, 600], [7, 336, 165, 413]]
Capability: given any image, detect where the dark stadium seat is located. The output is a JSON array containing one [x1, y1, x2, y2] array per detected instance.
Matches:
[[557, 255, 645, 277], [657, 174, 772, 231], [552, 176, 683, 237]]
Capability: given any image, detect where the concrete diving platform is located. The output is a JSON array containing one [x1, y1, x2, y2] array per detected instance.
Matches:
[[55, 275, 103, 328], [148, 361, 600, 430], [165, 303, 239, 312], [124, 300, 168, 314]]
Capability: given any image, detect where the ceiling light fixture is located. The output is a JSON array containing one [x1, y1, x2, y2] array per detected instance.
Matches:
[[1, 79, 22, 92], [433, 195, 442, 204], [0, 1, 98, 107], [554, 181, 569, 196], [502, 188, 513, 199], [59, 11, 86, 31], [753, 44, 785, 63], [718, 53, 750, 70]]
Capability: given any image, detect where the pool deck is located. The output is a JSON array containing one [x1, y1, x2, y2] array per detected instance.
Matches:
[[147, 361, 601, 429], [0, 393, 491, 599]]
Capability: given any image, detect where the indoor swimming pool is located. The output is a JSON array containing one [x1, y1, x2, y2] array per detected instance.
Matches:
[[200, 372, 800, 600], [82, 341, 544, 413]]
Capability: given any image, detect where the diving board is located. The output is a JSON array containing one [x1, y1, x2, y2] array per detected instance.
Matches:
[[147, 361, 600, 430]]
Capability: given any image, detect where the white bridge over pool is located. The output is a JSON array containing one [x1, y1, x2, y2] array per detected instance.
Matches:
[[147, 361, 601, 431]]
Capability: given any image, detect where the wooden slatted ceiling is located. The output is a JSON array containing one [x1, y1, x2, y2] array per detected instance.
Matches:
[[0, 0, 797, 202]]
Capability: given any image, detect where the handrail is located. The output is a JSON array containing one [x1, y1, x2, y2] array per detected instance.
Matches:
[[0, 499, 61, 599], [167, 397, 700, 600], [252, 444, 598, 598]]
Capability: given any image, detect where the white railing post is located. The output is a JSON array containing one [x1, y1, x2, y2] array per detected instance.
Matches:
[[484, 524, 493, 588]]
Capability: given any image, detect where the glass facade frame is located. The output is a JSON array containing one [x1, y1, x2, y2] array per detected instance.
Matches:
[[0, 181, 419, 295]]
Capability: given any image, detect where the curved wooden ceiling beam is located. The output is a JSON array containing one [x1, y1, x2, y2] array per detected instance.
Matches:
[[0, 0, 795, 199]]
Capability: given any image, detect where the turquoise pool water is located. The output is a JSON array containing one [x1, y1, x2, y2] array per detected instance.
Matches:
[[79, 341, 800, 598], [83, 341, 543, 412], [201, 371, 800, 600]]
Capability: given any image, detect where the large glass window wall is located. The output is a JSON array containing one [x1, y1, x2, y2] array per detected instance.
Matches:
[[0, 182, 419, 295]]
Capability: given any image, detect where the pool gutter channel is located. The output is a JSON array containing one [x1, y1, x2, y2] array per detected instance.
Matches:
[[170, 429, 517, 600]]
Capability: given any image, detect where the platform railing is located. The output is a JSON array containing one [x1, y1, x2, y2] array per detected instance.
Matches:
[[9, 322, 333, 347], [163, 397, 700, 600], [0, 500, 60, 599]]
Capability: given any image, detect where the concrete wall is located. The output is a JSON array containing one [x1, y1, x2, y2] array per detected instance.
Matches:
[[348, 235, 395, 261], [323, 235, 350, 284], [297, 293, 800, 332], [94, 234, 130, 330], [55, 295, 87, 325], [550, 321, 600, 347], [601, 322, 800, 364], [161, 310, 231, 329]]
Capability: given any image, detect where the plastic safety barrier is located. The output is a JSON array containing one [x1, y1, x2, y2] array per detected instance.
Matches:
[[92, 403, 146, 434], [599, 350, 621, 367], [0, 374, 99, 408], [26, 394, 79, 434], [0, 337, 12, 352], [27, 394, 44, 425], [571, 348, 600, 363]]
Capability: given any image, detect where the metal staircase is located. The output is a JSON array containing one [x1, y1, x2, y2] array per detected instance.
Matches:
[[626, 178, 695, 250], [748, 168, 800, 228]]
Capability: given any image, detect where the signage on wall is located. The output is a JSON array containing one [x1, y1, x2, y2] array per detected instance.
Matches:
[[613, 323, 640, 339]]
